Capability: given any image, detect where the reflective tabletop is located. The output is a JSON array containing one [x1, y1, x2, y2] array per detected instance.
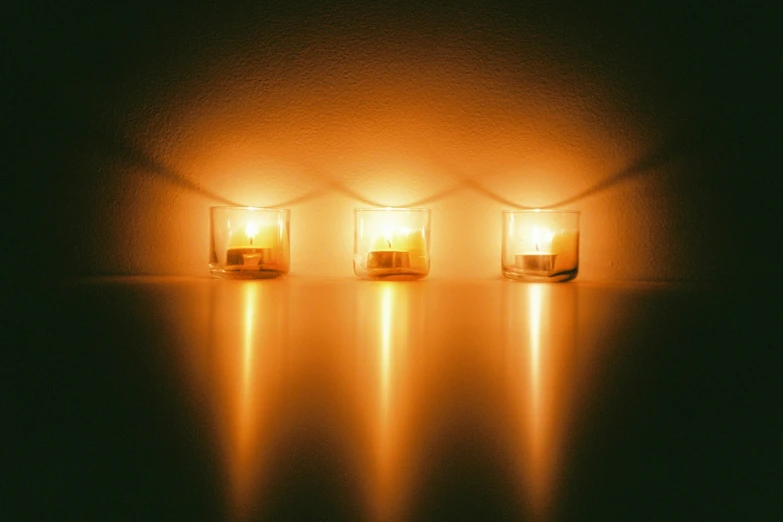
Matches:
[[6, 278, 778, 521]]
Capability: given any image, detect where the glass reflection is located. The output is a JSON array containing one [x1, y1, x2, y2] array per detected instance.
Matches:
[[207, 281, 288, 521], [504, 283, 578, 519], [158, 279, 588, 519], [355, 282, 422, 521]]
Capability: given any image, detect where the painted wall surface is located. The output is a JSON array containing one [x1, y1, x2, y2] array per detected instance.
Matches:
[[6, 2, 776, 281]]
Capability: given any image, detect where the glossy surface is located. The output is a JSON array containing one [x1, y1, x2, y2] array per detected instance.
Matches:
[[7, 278, 777, 520]]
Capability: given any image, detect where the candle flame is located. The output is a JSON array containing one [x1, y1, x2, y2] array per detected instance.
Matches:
[[245, 222, 258, 245], [381, 226, 413, 251], [384, 227, 392, 243], [383, 226, 395, 250], [531, 227, 552, 253]]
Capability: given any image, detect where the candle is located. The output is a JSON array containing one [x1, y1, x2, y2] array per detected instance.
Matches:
[[354, 208, 431, 280], [367, 250, 411, 270], [225, 222, 277, 271], [515, 227, 557, 272], [226, 248, 274, 269], [516, 252, 558, 271], [210, 207, 290, 279], [367, 227, 417, 274], [501, 210, 580, 282]]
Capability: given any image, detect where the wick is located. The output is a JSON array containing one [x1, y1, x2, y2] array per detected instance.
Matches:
[[387, 240, 391, 249], [250, 237, 253, 245], [535, 243, 539, 252]]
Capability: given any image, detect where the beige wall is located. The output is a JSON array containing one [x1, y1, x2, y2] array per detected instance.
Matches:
[[7, 3, 775, 281]]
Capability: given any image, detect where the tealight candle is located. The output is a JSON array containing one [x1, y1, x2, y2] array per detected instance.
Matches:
[[210, 206, 290, 279], [225, 222, 275, 270], [502, 210, 580, 282], [354, 208, 430, 280], [516, 252, 557, 271], [515, 226, 557, 272], [367, 250, 410, 270]]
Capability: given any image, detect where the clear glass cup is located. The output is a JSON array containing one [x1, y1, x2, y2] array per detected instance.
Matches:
[[209, 206, 290, 279], [354, 208, 431, 280], [501, 209, 580, 282]]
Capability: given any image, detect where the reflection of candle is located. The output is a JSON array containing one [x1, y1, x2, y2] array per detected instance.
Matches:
[[226, 222, 275, 271]]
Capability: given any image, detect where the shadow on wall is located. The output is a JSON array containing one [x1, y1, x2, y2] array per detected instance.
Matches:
[[87, 120, 698, 211], [65, 118, 721, 281]]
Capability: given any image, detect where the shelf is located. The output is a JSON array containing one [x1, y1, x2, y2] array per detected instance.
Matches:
[[6, 277, 776, 520]]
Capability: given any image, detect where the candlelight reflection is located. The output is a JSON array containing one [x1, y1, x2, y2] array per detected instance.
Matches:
[[208, 281, 287, 521], [504, 283, 578, 519], [379, 283, 397, 441], [356, 282, 421, 521]]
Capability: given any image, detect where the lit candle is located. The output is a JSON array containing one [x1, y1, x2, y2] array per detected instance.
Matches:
[[515, 227, 558, 273], [210, 206, 290, 280], [354, 208, 430, 280], [367, 227, 413, 272], [502, 209, 580, 282], [226, 221, 275, 271]]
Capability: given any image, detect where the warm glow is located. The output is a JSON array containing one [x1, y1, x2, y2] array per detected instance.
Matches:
[[527, 284, 547, 509], [354, 208, 430, 279], [244, 222, 258, 244], [224, 283, 263, 519], [87, 0, 681, 282], [380, 283, 394, 428], [383, 226, 394, 249], [360, 282, 414, 521], [205, 282, 284, 521], [530, 227, 554, 253], [375, 282, 399, 514], [375, 226, 416, 251], [504, 283, 577, 520], [529, 284, 543, 423], [225, 218, 282, 251], [160, 279, 595, 518], [239, 283, 256, 466]]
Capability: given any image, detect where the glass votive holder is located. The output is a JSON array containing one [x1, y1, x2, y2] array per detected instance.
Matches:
[[501, 209, 580, 282], [209, 206, 290, 279], [354, 208, 431, 280]]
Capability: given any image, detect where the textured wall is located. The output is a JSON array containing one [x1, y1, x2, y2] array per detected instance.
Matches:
[[6, 2, 776, 281]]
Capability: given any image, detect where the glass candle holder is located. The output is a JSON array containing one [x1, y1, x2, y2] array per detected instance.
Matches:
[[354, 208, 431, 280], [209, 206, 290, 279], [502, 210, 580, 282]]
